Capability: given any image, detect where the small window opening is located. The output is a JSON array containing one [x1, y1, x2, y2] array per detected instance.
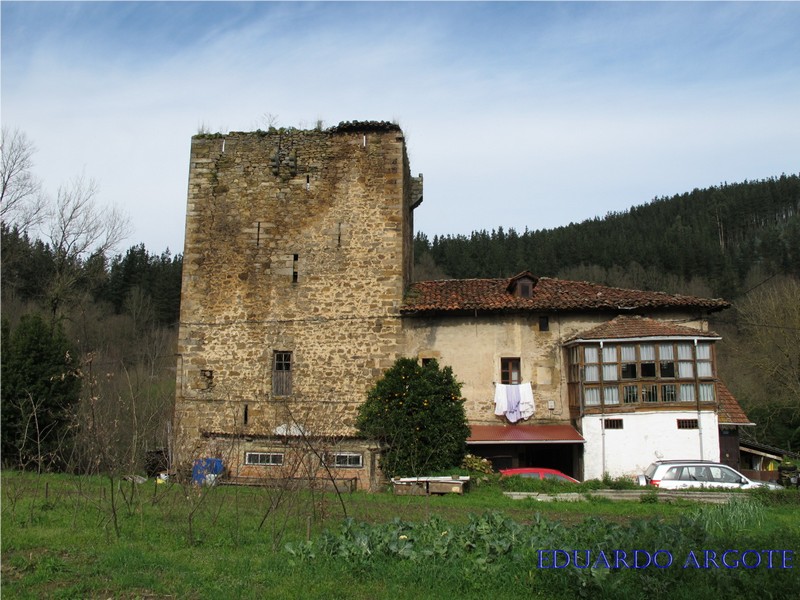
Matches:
[[306, 174, 310, 191], [538, 316, 549, 332], [677, 419, 699, 430], [272, 351, 293, 396], [200, 369, 213, 389], [501, 357, 521, 385], [243, 404, 249, 425], [292, 254, 299, 283], [603, 418, 624, 430]]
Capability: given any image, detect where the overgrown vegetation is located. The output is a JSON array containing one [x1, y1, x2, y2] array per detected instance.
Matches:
[[356, 358, 471, 478], [2, 471, 798, 599]]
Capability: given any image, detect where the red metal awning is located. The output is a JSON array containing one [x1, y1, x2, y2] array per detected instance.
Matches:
[[468, 424, 585, 445]]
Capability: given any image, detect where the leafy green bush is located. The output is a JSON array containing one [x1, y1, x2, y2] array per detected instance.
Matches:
[[356, 358, 470, 478]]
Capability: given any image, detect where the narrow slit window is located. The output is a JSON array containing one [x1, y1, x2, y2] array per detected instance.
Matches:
[[292, 254, 299, 283], [272, 351, 292, 396]]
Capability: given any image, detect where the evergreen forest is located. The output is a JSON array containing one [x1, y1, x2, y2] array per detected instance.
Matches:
[[2, 162, 799, 473]]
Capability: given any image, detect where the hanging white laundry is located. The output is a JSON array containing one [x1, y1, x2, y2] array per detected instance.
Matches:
[[494, 383, 508, 416], [505, 384, 522, 423], [519, 383, 535, 420]]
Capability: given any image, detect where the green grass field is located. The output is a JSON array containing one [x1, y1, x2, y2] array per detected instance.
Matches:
[[2, 471, 798, 599]]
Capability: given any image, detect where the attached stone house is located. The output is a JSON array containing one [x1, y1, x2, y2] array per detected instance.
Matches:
[[173, 122, 751, 488], [401, 273, 752, 480]]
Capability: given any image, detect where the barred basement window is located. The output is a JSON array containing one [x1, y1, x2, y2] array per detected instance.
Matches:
[[245, 452, 284, 466], [677, 419, 699, 430], [603, 418, 624, 430], [327, 452, 363, 468]]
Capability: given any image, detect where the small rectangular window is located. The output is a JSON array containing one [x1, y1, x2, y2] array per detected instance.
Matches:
[[642, 384, 658, 403], [501, 357, 521, 385], [538, 316, 549, 331], [621, 363, 637, 379], [603, 418, 623, 430], [623, 385, 638, 404], [273, 351, 292, 396], [662, 384, 677, 402], [245, 452, 284, 466], [584, 387, 601, 406], [603, 386, 620, 405], [677, 419, 699, 430], [327, 452, 363, 468]]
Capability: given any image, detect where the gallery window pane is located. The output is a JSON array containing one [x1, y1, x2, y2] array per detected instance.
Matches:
[[678, 362, 694, 379], [585, 347, 599, 363], [699, 383, 715, 402], [584, 387, 601, 406], [603, 386, 620, 405], [602, 345, 617, 363]]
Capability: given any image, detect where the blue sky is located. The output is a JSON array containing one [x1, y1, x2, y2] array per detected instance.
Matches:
[[3, 1, 799, 255]]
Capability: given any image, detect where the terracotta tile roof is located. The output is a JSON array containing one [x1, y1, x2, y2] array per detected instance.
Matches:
[[468, 424, 585, 444], [568, 316, 720, 342], [716, 382, 754, 425], [401, 274, 730, 315]]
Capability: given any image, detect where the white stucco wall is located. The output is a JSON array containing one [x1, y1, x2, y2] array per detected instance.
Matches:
[[582, 410, 720, 481]]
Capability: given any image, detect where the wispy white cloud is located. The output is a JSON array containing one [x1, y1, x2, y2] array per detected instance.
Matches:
[[2, 1, 798, 252]]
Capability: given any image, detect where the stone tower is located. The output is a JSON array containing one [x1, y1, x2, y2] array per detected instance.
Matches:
[[173, 121, 422, 488]]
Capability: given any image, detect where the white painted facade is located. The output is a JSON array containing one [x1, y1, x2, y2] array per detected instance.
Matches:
[[582, 410, 721, 480]]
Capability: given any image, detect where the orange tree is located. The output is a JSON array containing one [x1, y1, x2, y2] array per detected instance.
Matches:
[[356, 357, 470, 478]]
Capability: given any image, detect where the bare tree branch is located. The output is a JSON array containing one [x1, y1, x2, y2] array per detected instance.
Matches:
[[0, 126, 46, 231]]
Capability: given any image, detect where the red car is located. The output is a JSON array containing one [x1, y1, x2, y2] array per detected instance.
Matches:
[[500, 467, 579, 483]]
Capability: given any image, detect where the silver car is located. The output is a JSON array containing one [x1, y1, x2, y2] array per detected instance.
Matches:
[[637, 460, 782, 490]]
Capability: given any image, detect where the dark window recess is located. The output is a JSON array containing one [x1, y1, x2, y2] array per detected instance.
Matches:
[[677, 419, 699, 430], [519, 281, 532, 298], [621, 363, 637, 379], [200, 369, 213, 389], [660, 361, 676, 378], [603, 419, 624, 430], [421, 357, 435, 367], [243, 404, 249, 425], [273, 351, 292, 396], [501, 358, 521, 385], [292, 254, 299, 283], [538, 316, 549, 332], [641, 363, 656, 377]]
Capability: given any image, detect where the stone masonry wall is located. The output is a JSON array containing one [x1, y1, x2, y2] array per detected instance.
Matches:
[[174, 125, 419, 473]]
